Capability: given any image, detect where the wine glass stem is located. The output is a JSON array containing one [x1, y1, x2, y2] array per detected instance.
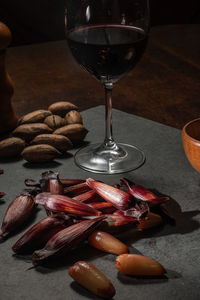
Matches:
[[104, 82, 116, 149]]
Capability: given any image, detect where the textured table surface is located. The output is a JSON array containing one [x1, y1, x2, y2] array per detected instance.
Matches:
[[0, 106, 199, 300]]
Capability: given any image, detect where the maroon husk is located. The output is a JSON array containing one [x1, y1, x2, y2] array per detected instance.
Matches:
[[89, 202, 116, 214], [24, 179, 40, 188], [120, 178, 169, 205], [60, 178, 85, 187], [40, 171, 64, 194], [122, 200, 149, 219], [73, 190, 101, 203], [100, 214, 138, 233], [0, 192, 37, 238], [32, 216, 105, 263], [35, 193, 101, 216], [63, 182, 90, 197], [86, 178, 132, 210], [12, 215, 72, 254]]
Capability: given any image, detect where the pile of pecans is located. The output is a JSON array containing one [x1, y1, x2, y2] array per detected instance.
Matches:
[[0, 171, 173, 298], [0, 101, 88, 163]]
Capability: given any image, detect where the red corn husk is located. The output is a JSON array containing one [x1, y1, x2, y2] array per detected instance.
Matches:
[[73, 190, 101, 203], [32, 216, 105, 263], [35, 193, 101, 216], [120, 178, 169, 205], [0, 191, 37, 238], [90, 202, 116, 214], [64, 182, 90, 197], [60, 178, 85, 187], [86, 178, 132, 210], [12, 215, 73, 254]]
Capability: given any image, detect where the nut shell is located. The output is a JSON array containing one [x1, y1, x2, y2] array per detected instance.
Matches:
[[44, 115, 65, 130], [13, 123, 53, 142], [31, 134, 73, 152], [65, 110, 83, 125], [18, 110, 52, 125], [22, 144, 61, 163], [0, 137, 25, 157], [54, 124, 88, 143], [48, 101, 78, 117]]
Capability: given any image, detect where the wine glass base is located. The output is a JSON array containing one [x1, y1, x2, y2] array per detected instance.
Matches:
[[74, 143, 145, 174]]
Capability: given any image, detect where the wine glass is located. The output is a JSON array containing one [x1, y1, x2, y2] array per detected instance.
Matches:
[[65, 0, 150, 174]]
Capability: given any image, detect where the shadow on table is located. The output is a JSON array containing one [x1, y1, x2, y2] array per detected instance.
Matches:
[[117, 268, 181, 285], [23, 243, 108, 273], [0, 152, 75, 169], [0, 156, 63, 169], [0, 156, 23, 164], [70, 281, 108, 300], [23, 160, 62, 169], [123, 197, 199, 242]]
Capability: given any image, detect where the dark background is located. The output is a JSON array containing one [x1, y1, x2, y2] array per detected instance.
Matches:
[[0, 0, 200, 46]]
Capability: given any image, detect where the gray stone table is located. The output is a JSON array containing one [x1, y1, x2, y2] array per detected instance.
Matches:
[[0, 106, 199, 300]]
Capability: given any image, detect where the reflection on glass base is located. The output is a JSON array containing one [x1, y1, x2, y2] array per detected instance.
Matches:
[[74, 142, 145, 174]]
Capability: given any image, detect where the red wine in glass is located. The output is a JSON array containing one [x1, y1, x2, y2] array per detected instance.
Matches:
[[67, 25, 148, 83], [65, 0, 150, 174]]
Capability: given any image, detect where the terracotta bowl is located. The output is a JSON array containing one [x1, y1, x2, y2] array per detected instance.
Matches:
[[182, 118, 200, 173]]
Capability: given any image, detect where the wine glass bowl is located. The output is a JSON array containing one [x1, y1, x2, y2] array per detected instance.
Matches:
[[65, 0, 150, 174], [182, 118, 200, 173]]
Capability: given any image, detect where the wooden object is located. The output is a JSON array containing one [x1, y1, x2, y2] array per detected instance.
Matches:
[[0, 22, 18, 134], [182, 118, 200, 173]]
